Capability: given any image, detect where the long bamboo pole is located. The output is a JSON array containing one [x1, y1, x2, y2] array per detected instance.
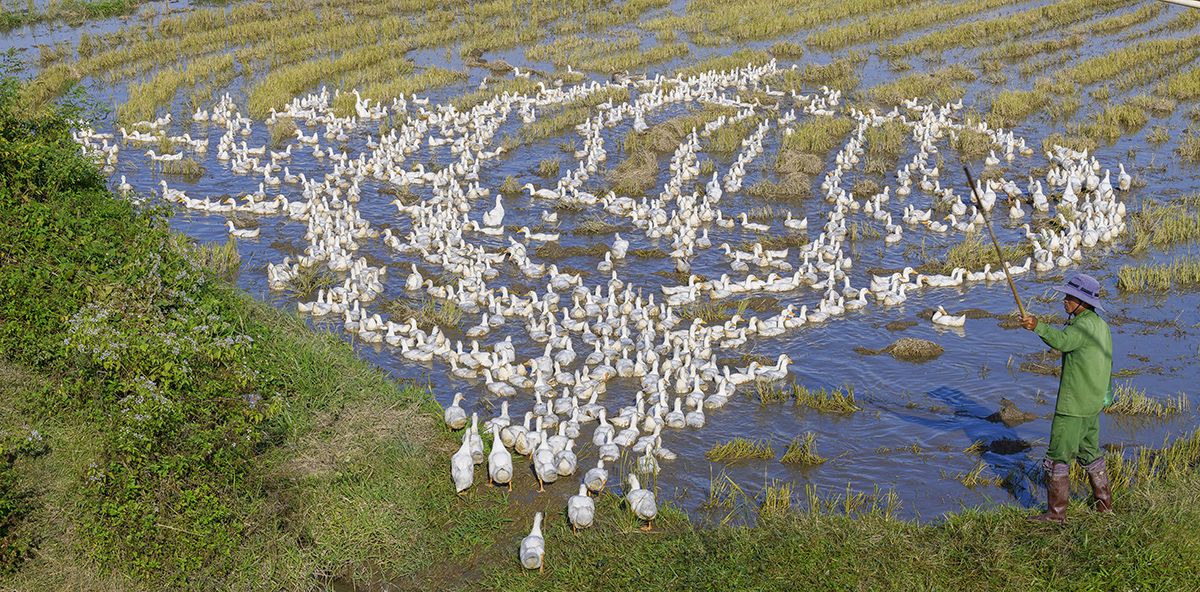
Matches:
[[963, 166, 1027, 318]]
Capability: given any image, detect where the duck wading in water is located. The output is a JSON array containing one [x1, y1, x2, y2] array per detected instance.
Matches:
[[1020, 273, 1113, 523]]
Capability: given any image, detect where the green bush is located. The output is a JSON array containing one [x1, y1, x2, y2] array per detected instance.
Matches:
[[0, 430, 49, 574], [0, 67, 279, 581]]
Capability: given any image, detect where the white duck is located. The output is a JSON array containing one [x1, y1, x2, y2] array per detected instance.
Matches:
[[483, 195, 505, 227], [450, 434, 474, 495], [520, 512, 546, 572], [567, 484, 596, 532], [626, 474, 658, 531], [932, 305, 966, 327], [584, 458, 608, 494], [487, 425, 513, 490], [444, 392, 467, 430], [226, 221, 260, 238], [738, 212, 770, 233]]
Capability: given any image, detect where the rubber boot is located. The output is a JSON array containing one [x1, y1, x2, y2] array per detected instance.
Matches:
[[1082, 457, 1113, 513], [1030, 459, 1069, 523]]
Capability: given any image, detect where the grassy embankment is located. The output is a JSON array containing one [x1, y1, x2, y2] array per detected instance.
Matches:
[[0, 69, 508, 589], [2, 72, 1200, 591]]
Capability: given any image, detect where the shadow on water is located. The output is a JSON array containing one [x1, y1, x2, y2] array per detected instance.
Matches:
[[889, 386, 1040, 508]]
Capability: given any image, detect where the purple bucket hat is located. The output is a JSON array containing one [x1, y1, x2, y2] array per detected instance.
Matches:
[[1054, 273, 1105, 311]]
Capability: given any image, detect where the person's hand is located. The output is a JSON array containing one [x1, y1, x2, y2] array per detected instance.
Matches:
[[1021, 315, 1038, 331]]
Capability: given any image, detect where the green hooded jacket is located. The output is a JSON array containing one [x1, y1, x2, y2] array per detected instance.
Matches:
[[1033, 308, 1113, 417]]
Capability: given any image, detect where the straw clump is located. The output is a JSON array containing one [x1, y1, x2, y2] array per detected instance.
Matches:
[[781, 432, 827, 466], [924, 234, 1030, 275], [382, 298, 463, 332], [793, 384, 860, 414], [159, 157, 205, 178], [706, 438, 775, 463]]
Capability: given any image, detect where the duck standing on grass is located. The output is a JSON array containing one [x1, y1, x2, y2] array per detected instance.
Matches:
[[520, 512, 545, 572], [1020, 273, 1113, 523]]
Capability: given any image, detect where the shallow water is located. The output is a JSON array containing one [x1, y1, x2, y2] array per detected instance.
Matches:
[[12, 1, 1200, 523]]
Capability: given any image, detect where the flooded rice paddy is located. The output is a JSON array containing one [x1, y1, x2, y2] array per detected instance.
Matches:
[[10, 0, 1200, 522]]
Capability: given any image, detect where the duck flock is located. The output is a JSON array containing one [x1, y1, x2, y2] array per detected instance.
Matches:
[[75, 58, 1133, 570]]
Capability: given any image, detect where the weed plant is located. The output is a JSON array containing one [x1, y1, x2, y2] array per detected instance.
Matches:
[[781, 433, 827, 465], [808, 0, 1022, 51], [794, 384, 860, 414], [769, 41, 805, 59], [158, 157, 204, 177], [705, 438, 775, 463], [1117, 257, 1200, 293], [882, 0, 1137, 58], [1105, 382, 1189, 418], [1127, 201, 1200, 253]]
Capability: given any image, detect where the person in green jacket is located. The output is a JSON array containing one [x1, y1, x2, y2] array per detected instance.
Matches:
[[1021, 273, 1113, 523]]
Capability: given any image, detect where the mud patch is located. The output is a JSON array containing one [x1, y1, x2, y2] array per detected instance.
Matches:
[[987, 398, 1040, 427], [984, 437, 1034, 455], [885, 320, 917, 331]]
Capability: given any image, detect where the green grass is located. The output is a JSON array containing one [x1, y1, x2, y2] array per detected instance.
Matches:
[[1128, 200, 1200, 254], [519, 87, 630, 143], [768, 53, 865, 91], [1161, 64, 1200, 101], [780, 433, 827, 466], [1058, 35, 1200, 91], [949, 461, 1002, 489], [988, 88, 1052, 129], [177, 236, 240, 282], [483, 432, 1200, 587], [780, 116, 854, 155], [952, 127, 994, 160], [284, 263, 335, 299], [864, 119, 907, 175], [629, 247, 667, 258], [808, 0, 1025, 51], [680, 301, 732, 325], [706, 115, 763, 155], [0, 0, 144, 32], [382, 297, 464, 331], [537, 158, 560, 177], [923, 234, 1031, 275], [705, 438, 775, 463], [158, 157, 205, 178], [267, 117, 297, 149], [1179, 128, 1200, 164], [793, 384, 860, 414], [499, 175, 522, 196], [1106, 381, 1190, 418], [1079, 2, 1163, 36], [1074, 100, 1149, 145], [769, 41, 805, 58], [1117, 258, 1200, 293], [1148, 125, 1170, 144], [867, 65, 975, 106], [881, 0, 1138, 59]]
